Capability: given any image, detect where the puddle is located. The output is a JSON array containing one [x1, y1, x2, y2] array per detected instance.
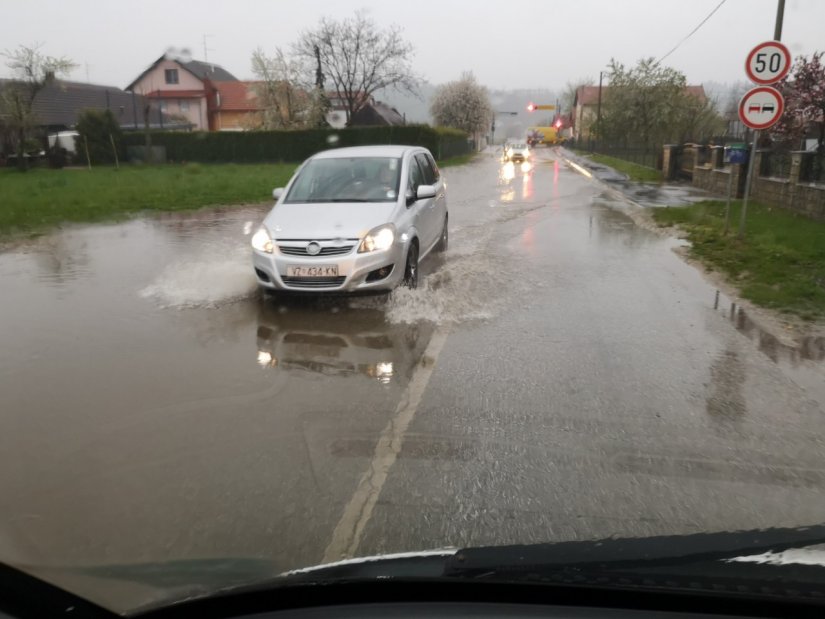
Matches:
[[712, 289, 825, 402]]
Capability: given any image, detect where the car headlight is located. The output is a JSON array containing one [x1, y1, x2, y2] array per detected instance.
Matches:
[[251, 227, 274, 253], [358, 225, 395, 253]]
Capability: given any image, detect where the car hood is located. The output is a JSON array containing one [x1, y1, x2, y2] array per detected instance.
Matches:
[[16, 524, 825, 616], [263, 202, 398, 240]]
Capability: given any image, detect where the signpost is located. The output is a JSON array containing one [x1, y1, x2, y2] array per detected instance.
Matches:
[[736, 40, 791, 238]]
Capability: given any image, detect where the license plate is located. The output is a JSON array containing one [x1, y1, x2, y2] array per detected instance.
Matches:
[[287, 265, 339, 277]]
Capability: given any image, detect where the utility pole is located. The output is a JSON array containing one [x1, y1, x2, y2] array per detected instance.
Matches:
[[595, 71, 604, 152], [774, 0, 785, 40], [739, 0, 785, 238]]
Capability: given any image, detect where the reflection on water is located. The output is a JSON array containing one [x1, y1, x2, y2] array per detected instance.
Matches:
[[255, 300, 433, 385], [497, 160, 534, 204], [706, 346, 747, 422], [720, 295, 825, 365]]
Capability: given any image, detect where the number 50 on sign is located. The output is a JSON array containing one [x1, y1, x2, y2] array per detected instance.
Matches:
[[745, 41, 792, 85]]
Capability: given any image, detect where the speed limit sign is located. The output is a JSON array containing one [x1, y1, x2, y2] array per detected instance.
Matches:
[[745, 41, 792, 85]]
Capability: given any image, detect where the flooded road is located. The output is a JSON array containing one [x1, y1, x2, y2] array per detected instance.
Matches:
[[1, 149, 824, 612]]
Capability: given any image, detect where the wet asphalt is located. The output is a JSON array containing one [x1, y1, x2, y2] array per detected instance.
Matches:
[[1, 148, 824, 611]]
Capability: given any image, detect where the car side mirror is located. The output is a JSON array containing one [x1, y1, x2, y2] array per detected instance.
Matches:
[[416, 184, 436, 200], [272, 187, 284, 200]]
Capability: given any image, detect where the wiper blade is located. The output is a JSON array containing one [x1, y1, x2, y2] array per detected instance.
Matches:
[[445, 524, 825, 578]]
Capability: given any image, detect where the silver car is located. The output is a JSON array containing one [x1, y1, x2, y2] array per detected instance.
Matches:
[[251, 145, 448, 293]]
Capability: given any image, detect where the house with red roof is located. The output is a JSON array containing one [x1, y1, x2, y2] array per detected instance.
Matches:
[[126, 53, 241, 130], [208, 81, 263, 130]]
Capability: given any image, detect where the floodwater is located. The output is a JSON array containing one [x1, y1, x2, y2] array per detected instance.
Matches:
[[1, 148, 824, 614]]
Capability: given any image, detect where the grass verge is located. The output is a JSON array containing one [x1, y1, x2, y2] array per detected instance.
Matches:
[[652, 200, 825, 320], [438, 152, 478, 167], [0, 163, 297, 237], [0, 153, 474, 238], [586, 153, 662, 182]]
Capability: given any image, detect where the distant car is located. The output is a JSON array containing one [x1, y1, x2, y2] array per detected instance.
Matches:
[[251, 145, 448, 293], [505, 143, 530, 163]]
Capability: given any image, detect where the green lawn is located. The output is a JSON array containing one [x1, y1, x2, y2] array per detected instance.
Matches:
[[438, 152, 478, 167], [585, 153, 663, 183], [652, 200, 825, 320], [0, 153, 476, 238], [0, 163, 297, 237]]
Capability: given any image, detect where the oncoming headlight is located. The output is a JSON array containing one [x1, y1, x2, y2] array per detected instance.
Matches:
[[359, 225, 395, 253], [251, 227, 274, 253]]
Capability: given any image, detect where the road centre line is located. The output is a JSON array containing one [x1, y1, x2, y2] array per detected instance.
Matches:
[[322, 326, 451, 563]]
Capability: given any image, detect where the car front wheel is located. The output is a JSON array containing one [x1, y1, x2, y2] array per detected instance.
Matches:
[[402, 243, 419, 289]]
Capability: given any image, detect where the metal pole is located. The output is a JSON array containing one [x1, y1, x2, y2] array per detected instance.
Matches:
[[723, 165, 734, 234], [738, 130, 760, 239], [131, 90, 138, 129], [596, 71, 603, 152], [774, 0, 785, 40]]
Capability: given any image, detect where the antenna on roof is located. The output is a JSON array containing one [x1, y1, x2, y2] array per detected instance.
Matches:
[[202, 34, 215, 63]]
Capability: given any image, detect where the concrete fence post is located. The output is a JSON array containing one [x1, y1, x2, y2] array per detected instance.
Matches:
[[662, 144, 678, 181]]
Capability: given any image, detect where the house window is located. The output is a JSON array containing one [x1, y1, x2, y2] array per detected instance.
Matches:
[[164, 69, 179, 84], [179, 100, 189, 112], [159, 100, 168, 112]]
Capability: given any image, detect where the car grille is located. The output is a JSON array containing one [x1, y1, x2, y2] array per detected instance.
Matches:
[[281, 276, 346, 288], [278, 244, 355, 257]]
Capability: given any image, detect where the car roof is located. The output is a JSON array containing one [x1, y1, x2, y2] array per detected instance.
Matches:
[[312, 145, 424, 159]]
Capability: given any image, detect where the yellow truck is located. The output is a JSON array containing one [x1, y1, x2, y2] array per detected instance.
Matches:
[[527, 126, 563, 146]]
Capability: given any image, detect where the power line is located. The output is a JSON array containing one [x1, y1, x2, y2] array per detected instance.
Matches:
[[657, 0, 727, 64]]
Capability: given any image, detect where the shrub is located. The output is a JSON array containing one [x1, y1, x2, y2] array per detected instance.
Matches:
[[121, 125, 469, 164]]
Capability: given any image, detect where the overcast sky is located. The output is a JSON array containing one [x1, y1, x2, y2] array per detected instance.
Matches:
[[1, 0, 823, 91]]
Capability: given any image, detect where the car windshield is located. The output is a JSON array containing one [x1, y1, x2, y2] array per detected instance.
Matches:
[[284, 157, 401, 203], [2, 1, 825, 617]]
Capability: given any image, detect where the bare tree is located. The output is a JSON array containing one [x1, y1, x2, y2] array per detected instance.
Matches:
[[1, 44, 75, 170], [294, 11, 416, 125], [561, 77, 594, 114], [251, 47, 307, 129], [251, 46, 330, 129], [430, 72, 493, 145]]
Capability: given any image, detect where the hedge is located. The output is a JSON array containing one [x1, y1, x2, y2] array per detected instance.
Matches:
[[121, 125, 471, 164]]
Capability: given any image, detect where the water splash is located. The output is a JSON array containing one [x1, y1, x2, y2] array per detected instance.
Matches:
[[139, 245, 257, 308]]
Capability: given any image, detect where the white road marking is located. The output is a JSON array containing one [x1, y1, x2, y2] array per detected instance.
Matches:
[[322, 327, 451, 564]]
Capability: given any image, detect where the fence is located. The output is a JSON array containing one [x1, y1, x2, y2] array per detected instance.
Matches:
[[570, 140, 661, 169], [759, 150, 792, 179], [687, 144, 825, 220], [800, 151, 825, 184]]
